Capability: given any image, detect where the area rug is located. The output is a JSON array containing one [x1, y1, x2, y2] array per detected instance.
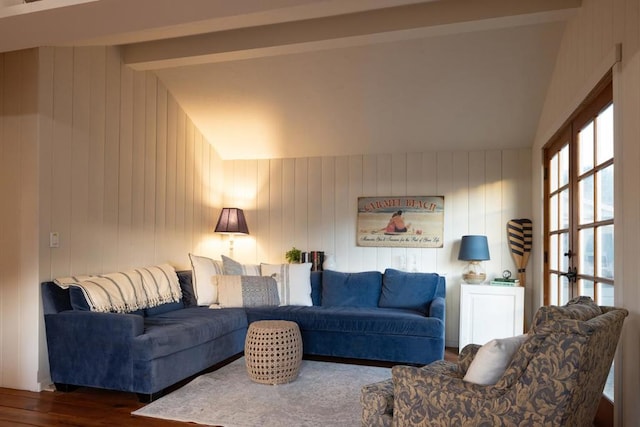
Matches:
[[132, 357, 391, 427]]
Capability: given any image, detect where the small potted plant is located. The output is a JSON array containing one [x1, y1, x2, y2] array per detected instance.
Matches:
[[285, 247, 302, 264]]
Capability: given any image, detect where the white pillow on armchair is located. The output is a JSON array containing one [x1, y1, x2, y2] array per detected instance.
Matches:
[[463, 334, 528, 385]]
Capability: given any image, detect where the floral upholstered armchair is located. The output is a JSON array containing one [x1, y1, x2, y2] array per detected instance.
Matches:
[[361, 297, 628, 427]]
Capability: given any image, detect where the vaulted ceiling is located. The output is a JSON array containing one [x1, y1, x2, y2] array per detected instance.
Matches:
[[1, 0, 580, 159]]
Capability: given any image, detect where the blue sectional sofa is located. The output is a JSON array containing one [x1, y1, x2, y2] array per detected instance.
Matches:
[[42, 268, 445, 401]]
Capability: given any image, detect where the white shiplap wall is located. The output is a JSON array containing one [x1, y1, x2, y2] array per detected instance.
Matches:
[[219, 149, 532, 346], [38, 46, 223, 280], [0, 46, 224, 390], [0, 49, 41, 391], [532, 0, 639, 425]]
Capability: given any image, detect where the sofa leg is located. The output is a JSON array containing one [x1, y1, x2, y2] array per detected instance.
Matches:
[[136, 391, 164, 403], [54, 383, 78, 392]]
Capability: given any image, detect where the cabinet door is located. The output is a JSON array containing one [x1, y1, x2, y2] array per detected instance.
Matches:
[[459, 285, 524, 349]]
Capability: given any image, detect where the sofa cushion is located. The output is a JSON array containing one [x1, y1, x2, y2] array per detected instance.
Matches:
[[145, 301, 184, 316], [310, 271, 322, 306], [245, 306, 443, 337], [135, 307, 248, 361], [177, 270, 197, 307], [379, 269, 440, 314], [214, 275, 280, 308], [261, 263, 313, 306], [221, 255, 261, 276], [189, 253, 224, 306], [321, 270, 382, 307]]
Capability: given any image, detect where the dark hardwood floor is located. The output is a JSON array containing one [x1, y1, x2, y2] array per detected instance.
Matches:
[[0, 349, 459, 427]]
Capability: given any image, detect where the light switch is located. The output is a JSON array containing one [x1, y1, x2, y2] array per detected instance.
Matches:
[[50, 232, 60, 248]]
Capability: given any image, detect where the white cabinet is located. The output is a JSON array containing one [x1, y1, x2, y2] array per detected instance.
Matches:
[[459, 284, 524, 350]]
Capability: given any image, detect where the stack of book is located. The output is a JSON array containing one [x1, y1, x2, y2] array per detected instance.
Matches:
[[490, 278, 520, 286]]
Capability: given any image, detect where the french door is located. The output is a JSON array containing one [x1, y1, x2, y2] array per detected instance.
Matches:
[[544, 80, 614, 307], [543, 78, 615, 425]]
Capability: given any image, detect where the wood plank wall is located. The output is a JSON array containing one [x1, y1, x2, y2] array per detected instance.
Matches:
[[220, 149, 532, 346], [38, 46, 223, 281], [532, 0, 639, 424], [0, 49, 41, 391], [0, 46, 224, 391]]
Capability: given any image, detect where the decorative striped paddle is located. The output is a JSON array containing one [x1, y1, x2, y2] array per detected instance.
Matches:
[[507, 219, 532, 287]]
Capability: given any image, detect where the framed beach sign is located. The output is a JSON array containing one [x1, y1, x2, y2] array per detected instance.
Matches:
[[357, 196, 444, 248]]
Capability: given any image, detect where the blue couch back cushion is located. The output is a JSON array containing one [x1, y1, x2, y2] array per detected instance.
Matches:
[[310, 271, 322, 306], [379, 269, 442, 315], [321, 270, 382, 307]]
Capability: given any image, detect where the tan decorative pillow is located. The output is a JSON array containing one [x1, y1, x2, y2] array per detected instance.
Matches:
[[213, 275, 280, 308]]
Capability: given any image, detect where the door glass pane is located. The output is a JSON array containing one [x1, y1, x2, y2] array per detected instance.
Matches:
[[597, 282, 615, 306], [550, 234, 558, 270], [550, 153, 559, 192], [560, 232, 570, 273], [604, 365, 614, 401], [579, 121, 594, 174], [579, 228, 595, 276], [560, 189, 569, 229], [559, 145, 569, 187], [597, 104, 614, 164], [580, 279, 594, 299], [560, 276, 570, 305], [550, 273, 559, 305], [598, 225, 614, 279], [597, 165, 614, 221], [550, 194, 558, 231], [579, 175, 594, 224]]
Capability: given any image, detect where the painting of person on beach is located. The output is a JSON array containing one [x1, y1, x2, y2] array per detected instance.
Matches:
[[384, 211, 410, 233], [357, 196, 444, 248]]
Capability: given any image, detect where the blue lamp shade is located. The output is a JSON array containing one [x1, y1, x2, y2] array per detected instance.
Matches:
[[215, 208, 249, 235], [458, 235, 490, 261]]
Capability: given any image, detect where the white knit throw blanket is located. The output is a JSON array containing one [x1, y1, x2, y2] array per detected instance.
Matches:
[[54, 264, 182, 313]]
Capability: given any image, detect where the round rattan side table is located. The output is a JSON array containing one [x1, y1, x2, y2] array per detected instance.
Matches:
[[245, 320, 303, 385]]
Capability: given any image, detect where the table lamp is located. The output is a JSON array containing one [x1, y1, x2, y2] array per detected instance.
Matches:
[[215, 208, 249, 257], [458, 235, 490, 284]]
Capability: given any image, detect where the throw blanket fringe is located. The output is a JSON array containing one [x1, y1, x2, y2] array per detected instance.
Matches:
[[54, 264, 181, 313]]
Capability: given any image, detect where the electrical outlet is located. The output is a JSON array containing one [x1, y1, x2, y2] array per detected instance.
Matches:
[[49, 232, 59, 248]]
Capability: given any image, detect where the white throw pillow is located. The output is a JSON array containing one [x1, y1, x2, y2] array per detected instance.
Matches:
[[221, 254, 261, 276], [463, 334, 528, 385], [189, 253, 224, 305], [261, 263, 313, 306]]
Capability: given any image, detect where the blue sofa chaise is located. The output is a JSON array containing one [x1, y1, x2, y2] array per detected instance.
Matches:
[[42, 268, 445, 401]]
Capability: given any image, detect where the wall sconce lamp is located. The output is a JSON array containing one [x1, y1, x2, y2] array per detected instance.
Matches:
[[214, 208, 249, 257], [458, 235, 490, 284]]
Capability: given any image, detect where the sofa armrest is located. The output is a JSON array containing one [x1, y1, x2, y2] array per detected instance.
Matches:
[[361, 378, 394, 427], [44, 311, 144, 389], [46, 310, 144, 340], [391, 364, 502, 426], [428, 296, 445, 321]]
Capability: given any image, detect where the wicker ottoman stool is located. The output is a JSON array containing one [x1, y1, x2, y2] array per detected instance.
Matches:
[[245, 320, 303, 385]]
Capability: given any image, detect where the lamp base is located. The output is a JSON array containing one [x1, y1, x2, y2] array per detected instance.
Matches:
[[462, 272, 486, 284], [462, 261, 486, 284]]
